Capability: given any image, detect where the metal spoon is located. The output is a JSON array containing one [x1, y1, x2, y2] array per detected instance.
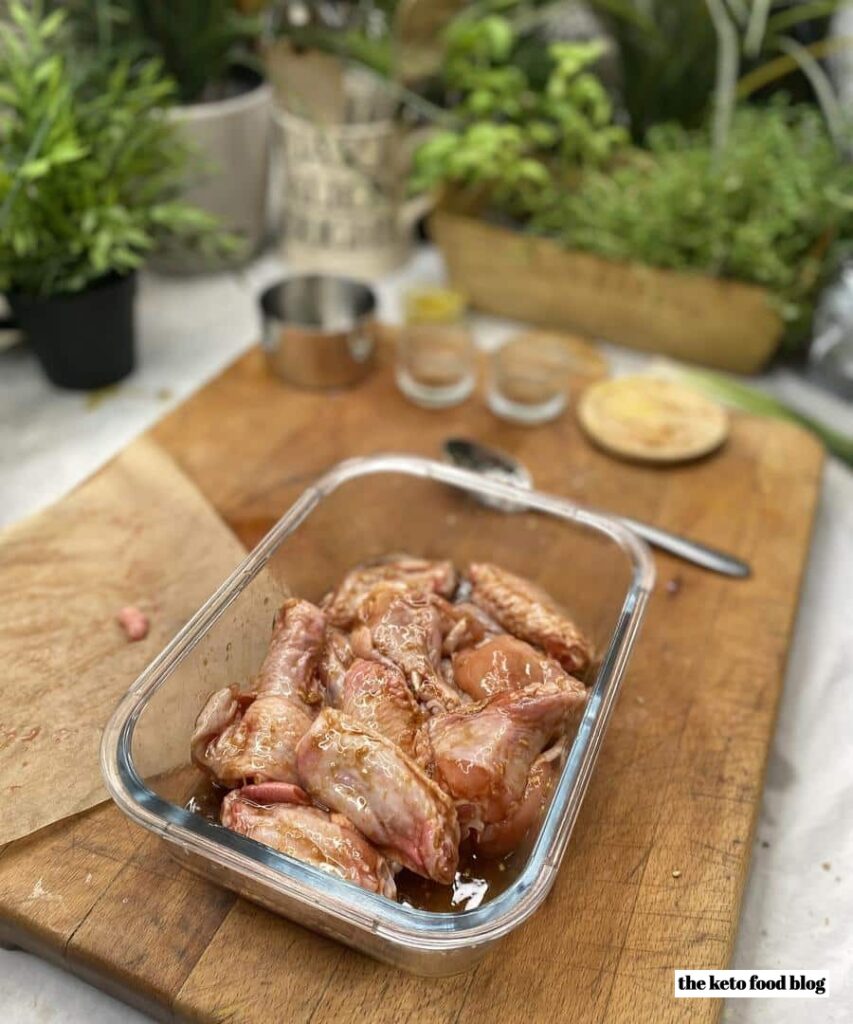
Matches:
[[443, 438, 751, 579]]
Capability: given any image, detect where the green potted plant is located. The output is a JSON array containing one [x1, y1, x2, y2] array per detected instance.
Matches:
[[65, 0, 272, 271], [0, 2, 230, 389], [411, 7, 853, 373]]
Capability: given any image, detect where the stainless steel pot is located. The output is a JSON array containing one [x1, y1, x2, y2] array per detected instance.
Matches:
[[260, 275, 377, 389]]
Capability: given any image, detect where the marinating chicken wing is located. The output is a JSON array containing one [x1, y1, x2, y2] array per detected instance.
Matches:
[[296, 709, 460, 884], [256, 598, 327, 708], [221, 785, 397, 898], [452, 635, 586, 702], [419, 682, 584, 833], [232, 781, 311, 805], [340, 659, 423, 759], [321, 558, 456, 629], [467, 563, 592, 675], [191, 686, 244, 767], [191, 690, 312, 787], [475, 744, 565, 857], [432, 598, 499, 656], [354, 585, 465, 714], [191, 554, 604, 904], [318, 626, 354, 708]]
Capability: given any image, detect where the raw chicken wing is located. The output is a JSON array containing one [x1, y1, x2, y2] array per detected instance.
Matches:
[[420, 682, 583, 833], [453, 635, 586, 701], [296, 709, 460, 883], [191, 689, 312, 787], [192, 686, 244, 767], [318, 627, 354, 708], [221, 785, 397, 898], [234, 781, 310, 805], [322, 558, 456, 628], [340, 659, 423, 759], [256, 598, 327, 709], [467, 563, 592, 675], [354, 585, 465, 713], [432, 598, 499, 655], [476, 744, 564, 857]]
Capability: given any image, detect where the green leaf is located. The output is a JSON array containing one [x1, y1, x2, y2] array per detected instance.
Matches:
[[0, 83, 19, 106], [33, 55, 62, 85], [19, 158, 51, 180], [39, 9, 67, 40], [49, 139, 87, 165], [8, 1, 34, 33], [483, 16, 513, 62]]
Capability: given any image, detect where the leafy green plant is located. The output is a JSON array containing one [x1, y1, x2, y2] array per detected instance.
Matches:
[[411, 11, 852, 341], [60, 0, 262, 103], [542, 102, 853, 330], [0, 1, 234, 297], [410, 17, 626, 218], [468, 0, 850, 141]]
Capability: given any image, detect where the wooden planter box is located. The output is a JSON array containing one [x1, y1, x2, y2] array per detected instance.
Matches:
[[430, 204, 784, 374]]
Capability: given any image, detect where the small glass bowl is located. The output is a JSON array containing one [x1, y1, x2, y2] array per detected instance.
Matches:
[[488, 334, 577, 425], [395, 287, 475, 409]]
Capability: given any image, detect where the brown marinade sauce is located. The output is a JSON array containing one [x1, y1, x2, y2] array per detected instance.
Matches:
[[186, 775, 521, 912]]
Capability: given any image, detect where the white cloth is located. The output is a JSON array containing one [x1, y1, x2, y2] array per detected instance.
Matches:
[[1, 248, 851, 1022]]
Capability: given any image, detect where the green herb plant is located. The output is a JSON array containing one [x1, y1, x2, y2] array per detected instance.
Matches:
[[0, 1, 234, 297], [545, 102, 853, 330], [489, 0, 852, 141], [411, 13, 853, 340], [410, 15, 626, 219]]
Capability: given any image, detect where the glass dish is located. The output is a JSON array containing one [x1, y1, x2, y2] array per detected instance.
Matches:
[[100, 455, 654, 976]]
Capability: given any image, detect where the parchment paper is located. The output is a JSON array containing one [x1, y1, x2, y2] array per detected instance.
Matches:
[[0, 438, 250, 845]]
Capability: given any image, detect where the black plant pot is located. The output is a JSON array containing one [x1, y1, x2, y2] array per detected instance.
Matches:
[[9, 272, 137, 390]]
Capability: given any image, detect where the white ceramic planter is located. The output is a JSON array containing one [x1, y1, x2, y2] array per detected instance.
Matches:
[[154, 78, 273, 273]]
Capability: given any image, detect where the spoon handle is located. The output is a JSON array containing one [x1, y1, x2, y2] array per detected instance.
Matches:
[[617, 516, 751, 579], [441, 437, 751, 579]]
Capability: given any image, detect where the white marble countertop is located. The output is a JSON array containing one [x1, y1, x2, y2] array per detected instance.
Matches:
[[1, 248, 851, 1023]]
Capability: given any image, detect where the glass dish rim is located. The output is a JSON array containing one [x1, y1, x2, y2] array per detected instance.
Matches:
[[100, 453, 655, 952]]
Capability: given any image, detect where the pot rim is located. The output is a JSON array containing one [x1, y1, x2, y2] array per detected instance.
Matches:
[[170, 78, 272, 122], [260, 274, 378, 334], [8, 269, 137, 306]]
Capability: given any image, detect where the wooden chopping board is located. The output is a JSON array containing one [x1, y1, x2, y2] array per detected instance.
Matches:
[[0, 344, 824, 1024]]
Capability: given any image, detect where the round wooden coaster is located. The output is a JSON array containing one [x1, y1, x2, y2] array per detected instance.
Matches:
[[577, 375, 729, 464]]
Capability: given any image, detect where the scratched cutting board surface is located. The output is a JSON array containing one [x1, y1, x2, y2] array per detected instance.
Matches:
[[0, 344, 824, 1024]]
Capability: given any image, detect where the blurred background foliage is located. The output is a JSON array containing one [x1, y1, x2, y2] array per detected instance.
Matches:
[[6, 0, 852, 342], [406, 2, 852, 339], [53, 0, 263, 102], [267, 0, 851, 137]]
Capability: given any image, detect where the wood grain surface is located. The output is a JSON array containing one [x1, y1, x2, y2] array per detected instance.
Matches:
[[0, 344, 824, 1023]]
